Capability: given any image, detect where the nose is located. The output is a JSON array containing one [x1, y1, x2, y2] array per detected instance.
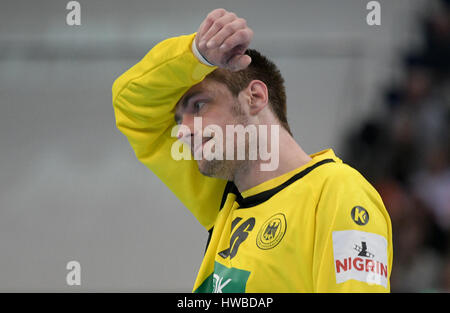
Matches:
[[176, 113, 195, 141]]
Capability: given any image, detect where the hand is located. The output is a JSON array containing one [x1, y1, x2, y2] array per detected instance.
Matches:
[[195, 8, 253, 72]]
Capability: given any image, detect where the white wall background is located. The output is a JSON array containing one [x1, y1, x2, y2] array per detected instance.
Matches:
[[0, 0, 429, 291]]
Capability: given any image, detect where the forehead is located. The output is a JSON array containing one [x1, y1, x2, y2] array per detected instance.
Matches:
[[176, 78, 228, 108]]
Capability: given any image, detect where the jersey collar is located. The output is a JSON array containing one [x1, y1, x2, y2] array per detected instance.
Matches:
[[221, 149, 341, 209]]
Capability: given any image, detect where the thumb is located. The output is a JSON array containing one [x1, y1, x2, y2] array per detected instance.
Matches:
[[227, 54, 252, 72]]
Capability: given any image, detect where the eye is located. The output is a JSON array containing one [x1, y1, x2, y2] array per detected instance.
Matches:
[[193, 101, 206, 112]]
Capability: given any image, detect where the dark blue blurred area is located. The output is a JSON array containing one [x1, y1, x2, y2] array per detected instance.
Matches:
[[344, 0, 450, 292]]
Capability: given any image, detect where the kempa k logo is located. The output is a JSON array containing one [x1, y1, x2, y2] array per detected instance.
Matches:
[[351, 206, 369, 226]]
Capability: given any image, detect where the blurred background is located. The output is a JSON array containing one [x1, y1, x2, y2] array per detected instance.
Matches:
[[344, 0, 450, 292], [0, 0, 448, 292]]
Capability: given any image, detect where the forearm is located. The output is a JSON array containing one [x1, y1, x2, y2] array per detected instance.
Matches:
[[112, 33, 224, 230], [112, 33, 216, 152]]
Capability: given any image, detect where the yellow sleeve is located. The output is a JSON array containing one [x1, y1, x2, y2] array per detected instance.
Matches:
[[112, 33, 227, 230], [313, 163, 393, 292]]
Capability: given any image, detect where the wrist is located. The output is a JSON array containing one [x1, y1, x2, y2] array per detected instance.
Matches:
[[191, 37, 215, 67]]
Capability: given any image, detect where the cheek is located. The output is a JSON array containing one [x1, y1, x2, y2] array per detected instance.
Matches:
[[202, 104, 239, 132]]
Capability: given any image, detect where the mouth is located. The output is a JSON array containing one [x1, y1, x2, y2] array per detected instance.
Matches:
[[192, 137, 213, 156]]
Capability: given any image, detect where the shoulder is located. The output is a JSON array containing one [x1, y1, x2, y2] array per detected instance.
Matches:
[[314, 161, 390, 234], [316, 159, 367, 183], [310, 159, 377, 198]]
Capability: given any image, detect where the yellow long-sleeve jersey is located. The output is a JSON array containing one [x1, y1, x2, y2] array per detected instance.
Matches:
[[112, 33, 393, 293]]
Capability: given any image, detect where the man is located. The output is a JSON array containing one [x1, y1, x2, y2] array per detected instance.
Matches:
[[112, 8, 393, 292]]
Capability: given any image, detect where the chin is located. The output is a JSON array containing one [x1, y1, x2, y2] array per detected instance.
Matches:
[[197, 159, 233, 180]]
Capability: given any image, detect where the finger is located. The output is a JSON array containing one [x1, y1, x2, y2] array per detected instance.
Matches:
[[202, 13, 237, 49], [197, 18, 213, 40], [207, 18, 247, 50], [219, 28, 253, 52], [197, 9, 226, 39], [227, 54, 252, 72]]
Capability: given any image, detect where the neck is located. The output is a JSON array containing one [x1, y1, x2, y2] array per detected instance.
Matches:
[[233, 128, 312, 193]]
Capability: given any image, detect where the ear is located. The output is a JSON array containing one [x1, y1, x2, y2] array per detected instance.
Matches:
[[246, 80, 269, 116]]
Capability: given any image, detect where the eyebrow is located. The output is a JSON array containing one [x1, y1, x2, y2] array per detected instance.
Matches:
[[174, 90, 204, 124]]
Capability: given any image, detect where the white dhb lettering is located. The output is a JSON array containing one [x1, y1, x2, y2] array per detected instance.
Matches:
[[213, 273, 231, 293]]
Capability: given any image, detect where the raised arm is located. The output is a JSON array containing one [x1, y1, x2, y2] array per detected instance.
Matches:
[[112, 9, 253, 230]]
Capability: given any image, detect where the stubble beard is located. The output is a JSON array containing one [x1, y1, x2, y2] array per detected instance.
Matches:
[[197, 100, 251, 181]]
